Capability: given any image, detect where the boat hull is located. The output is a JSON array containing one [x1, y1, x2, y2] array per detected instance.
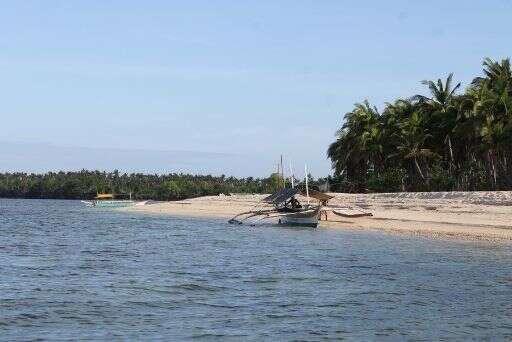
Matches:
[[83, 200, 138, 208], [279, 216, 319, 228], [277, 207, 320, 228]]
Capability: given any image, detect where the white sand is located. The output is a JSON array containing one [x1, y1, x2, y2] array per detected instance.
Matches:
[[124, 191, 512, 242]]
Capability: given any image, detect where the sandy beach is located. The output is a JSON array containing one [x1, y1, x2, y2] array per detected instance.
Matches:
[[125, 191, 512, 241]]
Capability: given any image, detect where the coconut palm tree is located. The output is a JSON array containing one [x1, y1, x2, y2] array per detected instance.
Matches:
[[380, 99, 418, 167], [471, 58, 512, 188], [327, 57, 512, 192], [413, 73, 461, 167], [327, 100, 381, 190], [395, 111, 438, 185]]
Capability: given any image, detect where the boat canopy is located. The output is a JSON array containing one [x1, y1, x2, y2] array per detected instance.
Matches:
[[302, 189, 334, 203], [95, 193, 114, 200], [264, 188, 300, 205]]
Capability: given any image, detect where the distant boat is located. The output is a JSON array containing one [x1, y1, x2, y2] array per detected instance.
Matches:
[[81, 193, 147, 208]]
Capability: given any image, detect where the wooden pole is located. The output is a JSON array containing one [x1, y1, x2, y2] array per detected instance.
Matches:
[[280, 155, 285, 188], [305, 164, 310, 206], [289, 162, 294, 188]]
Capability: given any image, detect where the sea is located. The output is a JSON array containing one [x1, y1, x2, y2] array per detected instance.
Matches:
[[1, 199, 512, 340]]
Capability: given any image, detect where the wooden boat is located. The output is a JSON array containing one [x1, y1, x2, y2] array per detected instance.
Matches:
[[229, 188, 322, 228], [81, 193, 147, 208], [277, 206, 322, 227], [228, 188, 373, 227], [228, 160, 371, 227]]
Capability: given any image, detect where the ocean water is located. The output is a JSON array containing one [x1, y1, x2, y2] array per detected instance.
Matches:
[[1, 199, 512, 341]]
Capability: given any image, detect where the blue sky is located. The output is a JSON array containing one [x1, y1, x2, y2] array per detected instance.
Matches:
[[1, 1, 511, 177]]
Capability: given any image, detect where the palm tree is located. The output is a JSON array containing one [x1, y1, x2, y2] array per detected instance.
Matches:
[[471, 58, 512, 188], [380, 99, 418, 167], [327, 100, 381, 191], [327, 57, 512, 192], [395, 111, 438, 185], [413, 73, 461, 166]]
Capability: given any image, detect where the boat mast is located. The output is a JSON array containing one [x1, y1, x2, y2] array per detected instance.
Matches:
[[289, 162, 294, 188], [305, 164, 310, 205], [280, 155, 285, 189]]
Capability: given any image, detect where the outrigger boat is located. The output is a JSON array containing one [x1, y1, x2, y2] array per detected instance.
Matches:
[[229, 188, 325, 228], [229, 159, 372, 228], [81, 193, 147, 208], [228, 188, 372, 228]]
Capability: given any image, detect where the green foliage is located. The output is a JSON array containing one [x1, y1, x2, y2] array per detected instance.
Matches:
[[367, 168, 406, 193], [328, 57, 512, 192], [268, 173, 285, 192], [429, 163, 457, 192], [0, 170, 284, 200]]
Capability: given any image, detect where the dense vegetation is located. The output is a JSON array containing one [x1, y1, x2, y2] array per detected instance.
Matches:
[[328, 57, 512, 192], [0, 170, 292, 200]]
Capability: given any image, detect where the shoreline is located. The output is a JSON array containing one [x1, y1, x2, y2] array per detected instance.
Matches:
[[123, 191, 512, 242]]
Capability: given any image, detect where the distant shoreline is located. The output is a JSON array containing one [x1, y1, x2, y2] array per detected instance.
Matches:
[[123, 191, 512, 242]]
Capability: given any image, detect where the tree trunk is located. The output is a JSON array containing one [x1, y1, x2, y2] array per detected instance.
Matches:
[[488, 150, 497, 189], [447, 135, 455, 165], [485, 151, 493, 188], [447, 135, 454, 162], [414, 157, 426, 181]]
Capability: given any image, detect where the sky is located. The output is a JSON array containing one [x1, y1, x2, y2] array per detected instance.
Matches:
[[1, 0, 511, 177]]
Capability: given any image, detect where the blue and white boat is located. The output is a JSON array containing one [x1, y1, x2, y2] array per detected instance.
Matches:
[[81, 193, 147, 208]]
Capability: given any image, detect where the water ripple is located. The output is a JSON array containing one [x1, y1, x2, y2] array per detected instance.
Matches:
[[1, 198, 512, 340]]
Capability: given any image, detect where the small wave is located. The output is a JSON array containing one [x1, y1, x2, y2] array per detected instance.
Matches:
[[190, 333, 247, 339], [113, 283, 230, 294], [127, 301, 178, 309], [316, 303, 342, 308], [193, 301, 245, 309], [242, 277, 280, 284], [171, 283, 226, 292], [265, 313, 300, 319], [347, 265, 376, 269], [357, 291, 405, 296]]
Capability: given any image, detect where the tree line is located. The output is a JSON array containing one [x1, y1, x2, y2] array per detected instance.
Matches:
[[0, 170, 292, 200], [327, 57, 512, 192]]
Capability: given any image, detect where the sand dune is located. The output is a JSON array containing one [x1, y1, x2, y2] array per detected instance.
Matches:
[[125, 191, 512, 242]]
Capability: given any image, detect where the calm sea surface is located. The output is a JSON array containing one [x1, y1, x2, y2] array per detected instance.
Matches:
[[1, 199, 512, 340]]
